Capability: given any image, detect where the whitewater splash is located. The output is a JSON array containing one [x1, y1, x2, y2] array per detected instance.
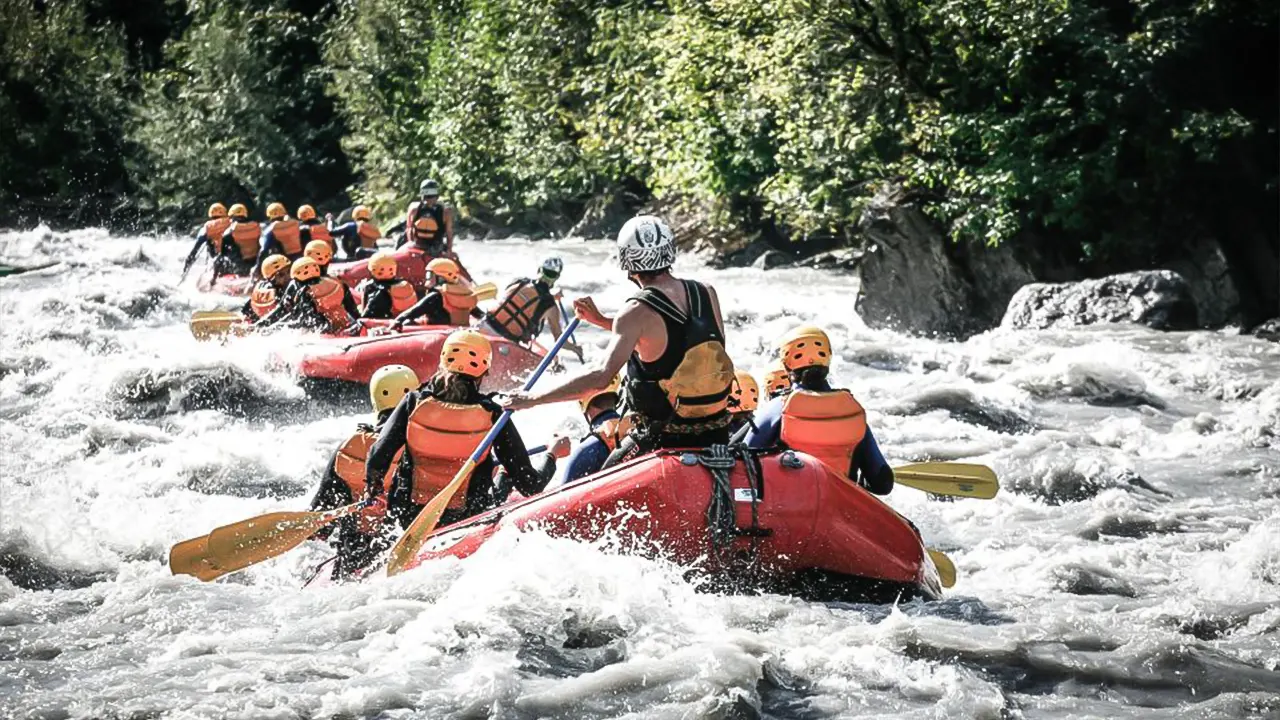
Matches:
[[1, 227, 1278, 719]]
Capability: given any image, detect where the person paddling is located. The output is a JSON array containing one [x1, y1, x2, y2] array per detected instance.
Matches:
[[542, 374, 626, 489], [218, 204, 261, 276], [745, 325, 893, 495], [384, 258, 480, 328], [502, 215, 735, 465], [181, 203, 233, 279], [476, 257, 582, 359], [255, 257, 360, 333], [308, 364, 419, 580], [727, 369, 760, 435], [239, 254, 291, 323], [362, 330, 555, 531], [359, 251, 419, 320], [329, 205, 383, 260]]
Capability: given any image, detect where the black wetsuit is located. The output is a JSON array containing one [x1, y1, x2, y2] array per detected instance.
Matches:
[[364, 381, 555, 529], [309, 410, 395, 579], [256, 278, 360, 332]]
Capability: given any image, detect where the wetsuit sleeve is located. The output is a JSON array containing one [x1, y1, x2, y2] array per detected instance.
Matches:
[[309, 451, 354, 511], [563, 436, 609, 483], [490, 411, 549, 497], [851, 426, 894, 495], [393, 292, 445, 325], [182, 236, 208, 274], [342, 285, 361, 319], [365, 393, 417, 500], [361, 284, 392, 319], [300, 225, 312, 244], [255, 282, 307, 329], [331, 222, 358, 257], [260, 232, 281, 262], [239, 297, 255, 321], [745, 397, 784, 449]]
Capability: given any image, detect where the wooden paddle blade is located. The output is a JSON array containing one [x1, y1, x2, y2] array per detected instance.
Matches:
[[205, 506, 358, 576], [386, 459, 477, 576], [168, 535, 224, 581], [189, 311, 243, 340], [470, 282, 497, 301], [927, 549, 957, 588], [894, 462, 999, 499]]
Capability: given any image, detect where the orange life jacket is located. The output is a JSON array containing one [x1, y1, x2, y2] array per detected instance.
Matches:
[[389, 280, 418, 316], [203, 217, 232, 254], [404, 397, 493, 507], [307, 276, 354, 330], [333, 429, 399, 500], [488, 280, 548, 343], [441, 282, 477, 325], [249, 281, 279, 318], [407, 202, 443, 245], [229, 221, 261, 260], [304, 220, 336, 253], [357, 220, 381, 249], [780, 389, 867, 477], [270, 219, 303, 256]]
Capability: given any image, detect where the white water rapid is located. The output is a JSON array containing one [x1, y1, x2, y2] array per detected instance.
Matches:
[[2, 226, 1278, 719]]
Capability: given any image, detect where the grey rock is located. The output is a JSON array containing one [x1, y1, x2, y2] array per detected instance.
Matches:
[[1001, 270, 1198, 331], [799, 248, 863, 270], [569, 192, 639, 239], [1251, 317, 1280, 342], [751, 249, 794, 270], [1164, 237, 1241, 328]]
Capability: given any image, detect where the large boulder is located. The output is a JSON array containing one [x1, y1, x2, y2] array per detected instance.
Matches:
[[568, 191, 641, 239], [854, 186, 1038, 338], [1001, 271, 1198, 331], [1164, 237, 1241, 328], [1251, 318, 1280, 342]]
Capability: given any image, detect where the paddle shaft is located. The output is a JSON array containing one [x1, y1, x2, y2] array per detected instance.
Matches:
[[385, 318, 582, 575]]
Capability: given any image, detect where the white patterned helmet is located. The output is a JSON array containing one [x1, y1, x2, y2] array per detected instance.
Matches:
[[616, 215, 676, 273]]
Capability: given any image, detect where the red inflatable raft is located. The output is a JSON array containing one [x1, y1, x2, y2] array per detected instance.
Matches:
[[307, 449, 944, 603], [279, 323, 545, 388], [197, 274, 253, 297]]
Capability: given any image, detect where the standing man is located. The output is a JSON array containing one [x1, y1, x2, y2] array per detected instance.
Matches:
[[402, 179, 453, 257], [501, 215, 735, 462]]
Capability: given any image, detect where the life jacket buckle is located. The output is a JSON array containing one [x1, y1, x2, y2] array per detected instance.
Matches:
[[779, 451, 804, 469]]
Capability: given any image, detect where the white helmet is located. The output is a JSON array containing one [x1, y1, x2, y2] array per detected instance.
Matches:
[[616, 215, 675, 273], [540, 256, 563, 278]]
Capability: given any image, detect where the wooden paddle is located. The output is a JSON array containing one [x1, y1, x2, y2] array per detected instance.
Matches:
[[894, 462, 998, 499], [927, 549, 957, 588], [168, 504, 363, 581], [470, 281, 497, 301], [384, 318, 582, 576], [189, 310, 243, 340]]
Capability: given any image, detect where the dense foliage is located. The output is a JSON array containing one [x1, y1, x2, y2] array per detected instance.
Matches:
[[2, 0, 1276, 306]]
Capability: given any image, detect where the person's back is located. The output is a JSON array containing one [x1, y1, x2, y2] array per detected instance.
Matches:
[[746, 325, 893, 495]]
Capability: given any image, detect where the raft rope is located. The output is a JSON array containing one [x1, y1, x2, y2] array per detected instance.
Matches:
[[696, 443, 766, 581]]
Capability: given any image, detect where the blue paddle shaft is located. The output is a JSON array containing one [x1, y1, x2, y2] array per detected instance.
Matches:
[[466, 318, 582, 464]]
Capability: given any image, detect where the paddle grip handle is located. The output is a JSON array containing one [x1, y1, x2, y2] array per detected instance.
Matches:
[[465, 318, 582, 465]]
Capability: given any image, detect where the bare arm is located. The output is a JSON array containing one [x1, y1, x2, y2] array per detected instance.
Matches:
[[444, 206, 454, 250], [504, 302, 647, 408]]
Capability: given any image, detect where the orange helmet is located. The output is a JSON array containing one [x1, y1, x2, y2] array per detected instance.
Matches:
[[228, 203, 249, 219], [297, 204, 317, 221], [777, 325, 833, 371], [730, 370, 759, 413], [305, 239, 332, 265], [427, 257, 461, 283], [291, 256, 321, 282], [440, 329, 491, 378], [368, 250, 397, 281], [260, 254, 290, 280], [352, 205, 372, 221], [763, 362, 792, 398], [266, 202, 286, 220], [208, 203, 227, 219]]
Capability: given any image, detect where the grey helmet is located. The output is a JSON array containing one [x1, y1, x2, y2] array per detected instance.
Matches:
[[539, 256, 564, 282], [419, 178, 440, 197], [616, 215, 675, 273]]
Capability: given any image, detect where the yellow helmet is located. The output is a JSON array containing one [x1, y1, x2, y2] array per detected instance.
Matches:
[[208, 203, 227, 219], [579, 373, 622, 414], [763, 362, 792, 398], [305, 239, 333, 265], [297, 204, 317, 221], [369, 364, 420, 413], [777, 324, 833, 371], [260, 254, 290, 280], [427, 257, 460, 283], [291, 256, 321, 282], [368, 250, 397, 281], [730, 370, 759, 413], [440, 329, 491, 378], [352, 205, 372, 221], [266, 202, 286, 220], [228, 203, 249, 219]]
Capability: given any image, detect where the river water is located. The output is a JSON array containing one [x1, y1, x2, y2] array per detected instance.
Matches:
[[1, 226, 1277, 719]]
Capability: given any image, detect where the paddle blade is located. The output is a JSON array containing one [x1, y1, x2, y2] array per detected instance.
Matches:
[[204, 506, 357, 577], [168, 535, 224, 581], [189, 311, 242, 340], [471, 282, 497, 301], [927, 549, 957, 588], [386, 459, 477, 576], [894, 462, 999, 499]]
